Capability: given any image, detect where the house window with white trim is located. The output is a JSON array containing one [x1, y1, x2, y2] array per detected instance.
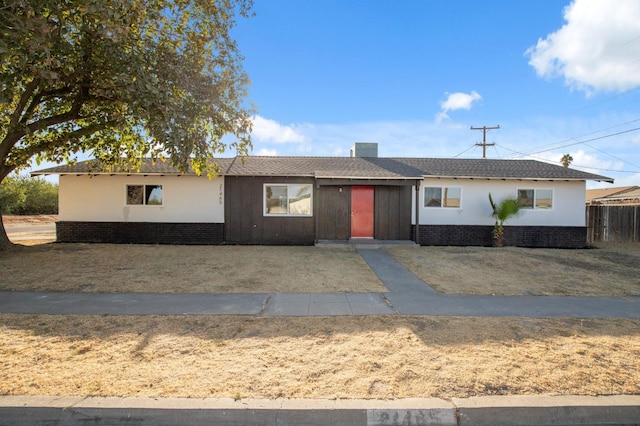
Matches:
[[518, 188, 552, 210], [126, 185, 163, 205], [264, 184, 313, 216], [424, 186, 461, 208]]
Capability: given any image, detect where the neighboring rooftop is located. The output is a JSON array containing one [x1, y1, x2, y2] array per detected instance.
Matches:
[[586, 186, 640, 205], [32, 156, 614, 182]]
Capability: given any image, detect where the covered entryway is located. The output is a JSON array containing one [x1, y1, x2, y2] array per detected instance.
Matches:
[[351, 186, 374, 238], [316, 182, 413, 242]]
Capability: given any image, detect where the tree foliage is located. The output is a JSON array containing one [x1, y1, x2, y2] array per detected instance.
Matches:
[[0, 174, 58, 214], [0, 0, 254, 248]]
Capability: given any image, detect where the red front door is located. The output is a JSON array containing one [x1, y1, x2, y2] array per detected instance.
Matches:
[[351, 186, 374, 238]]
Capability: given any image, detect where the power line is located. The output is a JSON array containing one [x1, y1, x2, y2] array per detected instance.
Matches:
[[516, 118, 640, 156], [496, 143, 640, 174], [582, 142, 640, 170], [453, 144, 477, 158], [521, 126, 640, 156]]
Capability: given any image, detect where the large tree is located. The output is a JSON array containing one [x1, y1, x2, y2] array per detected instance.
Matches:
[[0, 0, 254, 249]]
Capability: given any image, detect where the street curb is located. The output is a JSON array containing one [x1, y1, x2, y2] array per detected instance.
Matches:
[[452, 395, 640, 425], [0, 395, 638, 425]]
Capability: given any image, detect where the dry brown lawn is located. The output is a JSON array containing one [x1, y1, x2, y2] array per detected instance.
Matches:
[[1, 314, 638, 399], [3, 239, 639, 297], [386, 245, 640, 297], [2, 216, 639, 400], [0, 244, 385, 293], [3, 215, 638, 297]]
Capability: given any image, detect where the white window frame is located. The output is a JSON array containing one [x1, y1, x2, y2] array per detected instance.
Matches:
[[263, 183, 313, 217], [424, 186, 462, 208], [517, 188, 553, 210], [125, 184, 164, 206]]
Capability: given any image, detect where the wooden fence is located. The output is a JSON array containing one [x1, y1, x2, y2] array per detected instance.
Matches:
[[586, 205, 640, 243]]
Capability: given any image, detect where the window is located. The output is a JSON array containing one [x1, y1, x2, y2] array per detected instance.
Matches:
[[126, 185, 163, 205], [424, 186, 461, 208], [264, 184, 312, 216], [518, 188, 552, 210]]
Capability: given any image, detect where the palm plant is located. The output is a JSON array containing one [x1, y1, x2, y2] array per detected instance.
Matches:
[[488, 193, 521, 247], [561, 153, 574, 168]]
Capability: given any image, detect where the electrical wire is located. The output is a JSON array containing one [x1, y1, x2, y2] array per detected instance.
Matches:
[[516, 118, 640, 156], [496, 144, 640, 174], [452, 144, 477, 158], [583, 142, 640, 170], [516, 126, 640, 157]]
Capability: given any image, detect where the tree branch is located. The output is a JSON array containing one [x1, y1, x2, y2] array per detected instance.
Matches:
[[22, 86, 77, 123], [8, 120, 118, 163], [8, 78, 40, 129], [0, 102, 85, 162]]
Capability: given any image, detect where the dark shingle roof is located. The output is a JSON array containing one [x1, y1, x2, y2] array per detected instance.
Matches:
[[30, 158, 234, 175], [225, 157, 424, 179], [32, 156, 614, 182], [392, 158, 612, 181]]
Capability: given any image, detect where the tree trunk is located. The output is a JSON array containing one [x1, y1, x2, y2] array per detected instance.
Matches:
[[0, 213, 14, 251], [492, 225, 504, 247], [0, 166, 17, 250]]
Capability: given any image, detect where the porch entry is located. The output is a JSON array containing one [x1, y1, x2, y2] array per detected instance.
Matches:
[[351, 186, 374, 238]]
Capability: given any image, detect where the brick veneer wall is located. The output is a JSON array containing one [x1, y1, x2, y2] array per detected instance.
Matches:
[[56, 222, 224, 245], [413, 225, 588, 248]]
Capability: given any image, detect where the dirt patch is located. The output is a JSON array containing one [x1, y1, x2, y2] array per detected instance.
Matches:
[[385, 245, 640, 296], [0, 244, 386, 293], [1, 314, 638, 399], [3, 215, 57, 244], [2, 215, 57, 225]]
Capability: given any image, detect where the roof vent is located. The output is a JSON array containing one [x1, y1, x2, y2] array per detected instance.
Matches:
[[350, 142, 378, 158]]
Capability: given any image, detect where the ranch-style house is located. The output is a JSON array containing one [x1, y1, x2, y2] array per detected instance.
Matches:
[[33, 143, 613, 248]]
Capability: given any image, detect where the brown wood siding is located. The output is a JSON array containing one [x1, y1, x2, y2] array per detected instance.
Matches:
[[224, 176, 315, 244], [375, 186, 412, 240], [316, 186, 351, 240]]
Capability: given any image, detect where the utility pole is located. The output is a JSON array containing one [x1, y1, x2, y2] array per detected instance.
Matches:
[[471, 125, 499, 159]]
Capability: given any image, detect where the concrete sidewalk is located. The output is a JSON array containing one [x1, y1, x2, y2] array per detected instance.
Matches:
[[1, 395, 639, 425], [0, 248, 638, 318]]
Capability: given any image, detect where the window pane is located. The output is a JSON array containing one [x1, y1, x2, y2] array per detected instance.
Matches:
[[127, 185, 144, 205], [518, 189, 534, 209], [146, 185, 163, 205], [265, 185, 288, 214], [443, 187, 461, 208], [536, 189, 552, 209], [424, 187, 442, 207], [288, 184, 312, 215]]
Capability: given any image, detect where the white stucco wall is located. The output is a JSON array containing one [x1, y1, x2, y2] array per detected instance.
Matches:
[[416, 178, 586, 226], [58, 175, 225, 222]]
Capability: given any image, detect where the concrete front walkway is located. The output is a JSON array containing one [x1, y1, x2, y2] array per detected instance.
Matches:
[[0, 248, 638, 318]]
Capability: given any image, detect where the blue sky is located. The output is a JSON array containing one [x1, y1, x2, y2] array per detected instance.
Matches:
[[232, 0, 640, 188]]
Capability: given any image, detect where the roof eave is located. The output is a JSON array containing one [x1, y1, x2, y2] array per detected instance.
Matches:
[[316, 175, 422, 180], [423, 175, 614, 183]]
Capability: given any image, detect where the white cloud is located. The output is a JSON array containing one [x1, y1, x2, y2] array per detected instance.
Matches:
[[533, 149, 623, 186], [435, 91, 482, 123], [255, 148, 278, 156], [249, 117, 470, 159], [251, 115, 306, 143], [611, 172, 640, 188], [526, 0, 640, 94]]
